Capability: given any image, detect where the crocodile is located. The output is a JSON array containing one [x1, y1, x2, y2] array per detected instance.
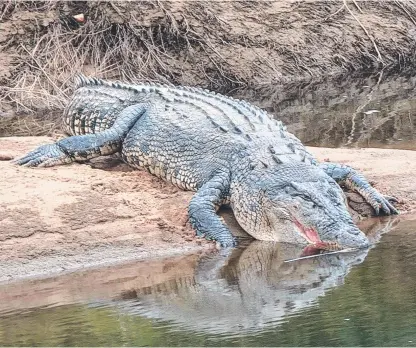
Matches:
[[14, 75, 398, 249]]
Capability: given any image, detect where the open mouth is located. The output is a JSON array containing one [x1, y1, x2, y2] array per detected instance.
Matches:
[[293, 218, 341, 251]]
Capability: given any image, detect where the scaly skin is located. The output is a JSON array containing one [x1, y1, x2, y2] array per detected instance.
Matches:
[[13, 75, 398, 248]]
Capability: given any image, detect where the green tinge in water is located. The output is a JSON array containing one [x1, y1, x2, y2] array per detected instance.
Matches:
[[0, 216, 416, 347]]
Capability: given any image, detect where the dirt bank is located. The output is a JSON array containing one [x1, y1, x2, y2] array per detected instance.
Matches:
[[0, 136, 414, 282], [0, 137, 214, 282], [1, 1, 416, 135]]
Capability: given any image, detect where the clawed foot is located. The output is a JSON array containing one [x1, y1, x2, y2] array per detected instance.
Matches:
[[365, 190, 399, 216], [198, 232, 237, 248], [12, 143, 71, 167]]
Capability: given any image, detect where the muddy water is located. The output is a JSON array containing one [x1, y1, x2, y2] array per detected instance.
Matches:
[[0, 216, 415, 347], [234, 73, 416, 150]]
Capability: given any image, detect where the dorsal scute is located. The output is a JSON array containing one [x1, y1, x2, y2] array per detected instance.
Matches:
[[73, 74, 169, 95], [72, 74, 286, 133], [179, 86, 272, 133]]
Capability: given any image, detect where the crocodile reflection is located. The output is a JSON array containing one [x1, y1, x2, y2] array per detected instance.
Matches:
[[110, 242, 368, 334], [105, 217, 398, 335]]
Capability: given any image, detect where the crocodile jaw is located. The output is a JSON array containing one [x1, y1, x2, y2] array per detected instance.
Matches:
[[292, 218, 342, 251]]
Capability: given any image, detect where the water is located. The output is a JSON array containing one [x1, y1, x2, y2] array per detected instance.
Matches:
[[233, 73, 416, 150], [2, 74, 416, 346], [0, 216, 416, 346]]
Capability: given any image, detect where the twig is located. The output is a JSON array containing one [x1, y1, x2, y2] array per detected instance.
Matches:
[[325, 3, 345, 21], [352, 0, 363, 13], [284, 248, 359, 263], [343, 0, 383, 63], [394, 0, 416, 26]]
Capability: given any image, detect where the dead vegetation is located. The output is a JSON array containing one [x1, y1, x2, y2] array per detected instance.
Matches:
[[1, 1, 416, 136]]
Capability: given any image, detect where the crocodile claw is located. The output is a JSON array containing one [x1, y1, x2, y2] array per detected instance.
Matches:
[[12, 144, 71, 167], [383, 195, 399, 204], [368, 190, 399, 216]]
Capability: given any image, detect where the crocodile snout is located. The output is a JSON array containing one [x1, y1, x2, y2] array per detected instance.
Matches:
[[339, 228, 370, 249]]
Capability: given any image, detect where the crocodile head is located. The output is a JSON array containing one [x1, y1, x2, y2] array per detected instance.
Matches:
[[232, 162, 369, 250]]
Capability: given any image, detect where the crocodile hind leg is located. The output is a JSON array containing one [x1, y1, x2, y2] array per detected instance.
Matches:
[[13, 104, 149, 167], [319, 162, 398, 215], [188, 173, 236, 248]]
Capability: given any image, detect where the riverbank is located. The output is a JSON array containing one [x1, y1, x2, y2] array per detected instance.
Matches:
[[1, 1, 416, 136], [0, 136, 414, 282]]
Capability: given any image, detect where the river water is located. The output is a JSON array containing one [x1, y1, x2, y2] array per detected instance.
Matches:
[[233, 73, 416, 150], [0, 215, 415, 346], [1, 74, 416, 346]]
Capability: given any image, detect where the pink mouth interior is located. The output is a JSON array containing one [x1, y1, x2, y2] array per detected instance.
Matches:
[[293, 219, 321, 243]]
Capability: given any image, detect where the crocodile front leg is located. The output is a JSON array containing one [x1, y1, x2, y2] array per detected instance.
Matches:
[[319, 162, 398, 215], [188, 173, 236, 247], [13, 103, 149, 167]]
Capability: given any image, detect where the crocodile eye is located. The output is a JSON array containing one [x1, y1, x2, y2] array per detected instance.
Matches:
[[296, 193, 313, 203]]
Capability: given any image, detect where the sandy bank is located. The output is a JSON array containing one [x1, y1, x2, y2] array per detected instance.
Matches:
[[0, 136, 414, 282]]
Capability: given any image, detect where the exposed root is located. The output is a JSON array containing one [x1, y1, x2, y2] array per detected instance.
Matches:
[[342, 0, 383, 64], [0, 1, 416, 136]]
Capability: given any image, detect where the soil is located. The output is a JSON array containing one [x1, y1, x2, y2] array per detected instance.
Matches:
[[0, 137, 212, 282], [1, 1, 416, 135], [0, 136, 414, 282]]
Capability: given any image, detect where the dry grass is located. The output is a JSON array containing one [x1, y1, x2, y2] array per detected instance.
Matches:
[[0, 113, 58, 137], [1, 1, 197, 109], [1, 1, 416, 136], [0, 1, 221, 135]]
